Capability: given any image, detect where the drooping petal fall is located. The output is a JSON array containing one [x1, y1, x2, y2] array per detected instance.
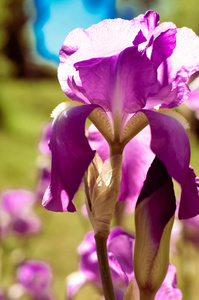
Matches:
[[143, 109, 199, 219], [43, 103, 97, 212]]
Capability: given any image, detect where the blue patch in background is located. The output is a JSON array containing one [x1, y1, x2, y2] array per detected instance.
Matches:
[[32, 0, 135, 63]]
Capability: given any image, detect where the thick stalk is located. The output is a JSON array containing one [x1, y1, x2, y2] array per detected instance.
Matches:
[[95, 231, 116, 300], [139, 290, 155, 300]]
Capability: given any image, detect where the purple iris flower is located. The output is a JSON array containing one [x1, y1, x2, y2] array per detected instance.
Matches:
[[43, 10, 199, 219], [0, 190, 41, 236], [66, 227, 182, 299], [17, 260, 54, 300]]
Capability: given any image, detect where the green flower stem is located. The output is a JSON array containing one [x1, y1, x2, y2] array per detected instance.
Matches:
[[95, 231, 116, 300]]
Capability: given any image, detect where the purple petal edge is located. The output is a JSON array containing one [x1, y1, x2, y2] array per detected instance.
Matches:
[[42, 104, 97, 212], [143, 110, 199, 219], [137, 156, 176, 244]]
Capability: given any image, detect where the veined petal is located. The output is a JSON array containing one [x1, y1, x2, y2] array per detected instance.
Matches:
[[74, 56, 115, 110], [142, 109, 199, 219], [115, 46, 160, 112], [42, 104, 97, 212], [75, 46, 160, 115]]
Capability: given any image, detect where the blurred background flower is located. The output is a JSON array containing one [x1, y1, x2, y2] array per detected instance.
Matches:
[[17, 260, 55, 300], [0, 189, 41, 237]]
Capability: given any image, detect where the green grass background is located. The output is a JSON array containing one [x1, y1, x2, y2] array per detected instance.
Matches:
[[1, 78, 199, 299]]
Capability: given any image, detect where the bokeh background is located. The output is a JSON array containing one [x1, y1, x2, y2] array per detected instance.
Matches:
[[1, 0, 199, 299]]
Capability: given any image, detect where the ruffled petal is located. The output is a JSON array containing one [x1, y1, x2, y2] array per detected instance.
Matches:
[[58, 18, 144, 99], [58, 11, 179, 112], [42, 104, 97, 212], [165, 27, 199, 107], [132, 11, 159, 40], [142, 110, 199, 219], [151, 28, 177, 68]]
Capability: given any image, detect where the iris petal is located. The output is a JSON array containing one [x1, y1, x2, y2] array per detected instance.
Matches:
[[136, 157, 176, 244], [151, 28, 177, 68], [75, 46, 160, 114], [143, 110, 199, 219], [43, 104, 97, 212]]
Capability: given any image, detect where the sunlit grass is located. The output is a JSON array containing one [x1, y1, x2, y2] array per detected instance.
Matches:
[[0, 79, 65, 189]]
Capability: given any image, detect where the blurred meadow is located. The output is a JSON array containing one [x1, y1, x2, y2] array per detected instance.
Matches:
[[1, 0, 199, 299]]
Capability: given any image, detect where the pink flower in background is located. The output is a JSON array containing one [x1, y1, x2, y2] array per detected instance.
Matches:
[[36, 123, 52, 201], [66, 227, 182, 300], [38, 123, 52, 156], [0, 190, 41, 236], [17, 260, 54, 300]]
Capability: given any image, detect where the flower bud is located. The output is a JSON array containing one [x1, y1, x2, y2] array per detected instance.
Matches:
[[84, 153, 122, 234], [134, 157, 176, 299]]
